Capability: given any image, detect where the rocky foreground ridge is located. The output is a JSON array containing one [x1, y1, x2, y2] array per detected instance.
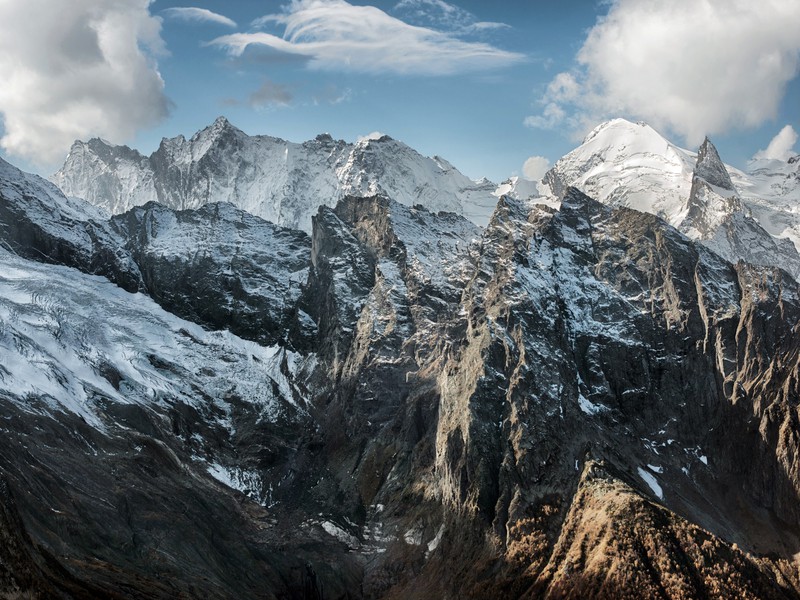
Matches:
[[3, 137, 800, 599]]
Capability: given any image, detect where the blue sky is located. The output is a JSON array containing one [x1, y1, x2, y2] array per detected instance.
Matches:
[[140, 0, 603, 182], [0, 0, 798, 182]]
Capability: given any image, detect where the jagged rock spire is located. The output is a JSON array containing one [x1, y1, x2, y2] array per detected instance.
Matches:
[[694, 137, 735, 190]]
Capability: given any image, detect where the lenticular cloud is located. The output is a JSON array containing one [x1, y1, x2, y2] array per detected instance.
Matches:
[[211, 0, 523, 76]]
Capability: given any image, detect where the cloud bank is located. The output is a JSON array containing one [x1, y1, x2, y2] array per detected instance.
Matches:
[[526, 0, 800, 145], [211, 0, 523, 76], [162, 7, 237, 28], [0, 0, 169, 166], [754, 125, 799, 161]]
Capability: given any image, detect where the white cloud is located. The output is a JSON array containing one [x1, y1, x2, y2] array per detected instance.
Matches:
[[212, 0, 523, 76], [753, 125, 798, 161], [162, 7, 237, 28], [0, 0, 169, 166], [523, 103, 566, 130], [356, 131, 386, 143], [393, 0, 509, 34], [522, 156, 550, 181], [526, 0, 800, 145]]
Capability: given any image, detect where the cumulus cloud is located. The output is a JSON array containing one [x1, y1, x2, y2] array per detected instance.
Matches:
[[753, 125, 799, 161], [0, 0, 169, 166], [526, 0, 800, 145], [162, 7, 237, 28], [522, 156, 550, 181], [523, 103, 566, 130], [211, 0, 523, 76]]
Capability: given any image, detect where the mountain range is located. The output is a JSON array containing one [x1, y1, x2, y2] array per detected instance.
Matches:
[[51, 117, 499, 233], [0, 118, 799, 598]]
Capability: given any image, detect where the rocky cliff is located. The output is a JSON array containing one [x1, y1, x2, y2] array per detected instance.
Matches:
[[2, 147, 800, 597]]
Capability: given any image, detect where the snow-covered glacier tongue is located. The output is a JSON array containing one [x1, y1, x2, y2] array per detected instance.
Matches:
[[51, 117, 500, 232]]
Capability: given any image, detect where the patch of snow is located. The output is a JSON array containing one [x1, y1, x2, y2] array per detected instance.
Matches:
[[578, 394, 607, 415], [404, 526, 424, 546], [321, 521, 360, 548], [637, 466, 664, 500], [426, 524, 445, 555], [636, 467, 664, 500]]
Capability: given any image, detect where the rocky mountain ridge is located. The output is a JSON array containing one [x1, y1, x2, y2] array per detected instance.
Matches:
[[4, 143, 800, 598], [528, 118, 800, 279], [51, 117, 498, 233], [53, 117, 800, 286]]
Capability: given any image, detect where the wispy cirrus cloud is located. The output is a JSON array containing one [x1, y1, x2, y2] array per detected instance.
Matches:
[[162, 7, 237, 28], [526, 0, 800, 145], [312, 84, 353, 106], [393, 0, 509, 35], [210, 0, 523, 76]]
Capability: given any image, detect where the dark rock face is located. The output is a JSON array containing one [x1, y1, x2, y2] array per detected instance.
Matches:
[[4, 149, 800, 599], [695, 137, 736, 190], [0, 158, 311, 348], [287, 189, 800, 597], [0, 158, 143, 292], [110, 201, 311, 347]]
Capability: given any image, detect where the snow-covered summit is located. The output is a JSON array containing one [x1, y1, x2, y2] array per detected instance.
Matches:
[[536, 118, 800, 278], [539, 118, 697, 226], [51, 118, 499, 232]]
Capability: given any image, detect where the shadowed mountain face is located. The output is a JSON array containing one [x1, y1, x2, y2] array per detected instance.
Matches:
[[3, 141, 800, 598]]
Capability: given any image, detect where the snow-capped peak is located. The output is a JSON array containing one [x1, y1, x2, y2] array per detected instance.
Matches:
[[536, 118, 800, 278], [51, 118, 500, 232], [538, 118, 696, 227]]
